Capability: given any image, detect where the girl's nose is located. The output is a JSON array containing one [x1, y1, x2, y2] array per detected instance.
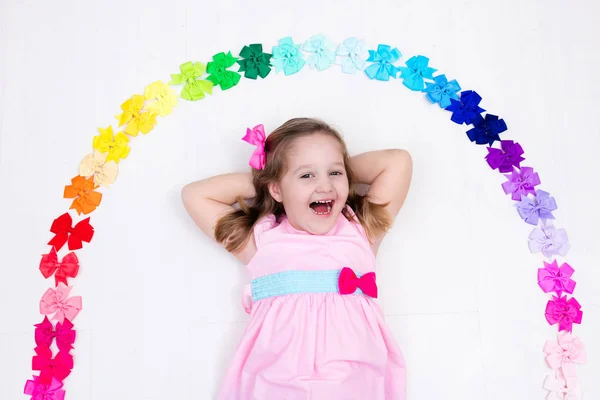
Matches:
[[316, 177, 334, 193]]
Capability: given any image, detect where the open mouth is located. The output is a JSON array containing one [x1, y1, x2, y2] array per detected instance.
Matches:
[[309, 199, 335, 215]]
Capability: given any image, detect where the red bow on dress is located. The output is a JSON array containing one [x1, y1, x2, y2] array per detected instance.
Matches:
[[39, 247, 80, 286], [338, 267, 378, 298]]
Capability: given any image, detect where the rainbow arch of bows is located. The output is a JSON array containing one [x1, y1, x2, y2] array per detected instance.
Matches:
[[26, 35, 586, 399]]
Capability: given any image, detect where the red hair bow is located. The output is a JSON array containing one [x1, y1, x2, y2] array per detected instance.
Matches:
[[48, 213, 94, 251], [39, 247, 79, 286]]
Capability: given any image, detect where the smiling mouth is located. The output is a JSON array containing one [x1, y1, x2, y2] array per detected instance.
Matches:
[[309, 199, 335, 215]]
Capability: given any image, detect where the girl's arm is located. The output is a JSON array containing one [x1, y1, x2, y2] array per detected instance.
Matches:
[[181, 173, 257, 263], [349, 149, 413, 247]]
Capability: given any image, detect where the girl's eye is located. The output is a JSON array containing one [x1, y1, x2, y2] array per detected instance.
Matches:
[[300, 171, 342, 178]]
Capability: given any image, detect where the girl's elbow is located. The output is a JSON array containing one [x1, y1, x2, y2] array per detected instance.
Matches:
[[181, 183, 203, 206], [388, 149, 412, 167]]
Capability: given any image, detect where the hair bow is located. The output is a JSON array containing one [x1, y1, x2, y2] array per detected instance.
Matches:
[[63, 175, 103, 215], [545, 295, 582, 332], [35, 316, 76, 352], [338, 267, 378, 298], [48, 213, 94, 251], [23, 374, 66, 400], [79, 150, 119, 187], [242, 124, 266, 170], [31, 345, 73, 385], [39, 283, 82, 323], [538, 260, 576, 296], [543, 375, 581, 400], [543, 331, 586, 377], [516, 190, 557, 225], [39, 247, 79, 287]]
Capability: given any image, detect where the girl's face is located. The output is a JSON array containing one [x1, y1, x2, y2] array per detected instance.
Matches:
[[269, 133, 350, 235]]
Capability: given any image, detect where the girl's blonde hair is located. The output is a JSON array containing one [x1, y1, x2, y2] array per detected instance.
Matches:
[[215, 117, 392, 253]]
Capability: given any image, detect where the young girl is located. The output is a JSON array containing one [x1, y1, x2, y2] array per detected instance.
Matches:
[[182, 118, 413, 399]]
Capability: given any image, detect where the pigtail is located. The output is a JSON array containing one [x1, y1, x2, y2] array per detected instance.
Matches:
[[345, 192, 392, 243], [215, 177, 284, 254], [214, 197, 261, 253]]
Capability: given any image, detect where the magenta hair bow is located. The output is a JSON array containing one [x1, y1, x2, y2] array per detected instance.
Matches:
[[31, 345, 73, 385], [545, 295, 583, 332], [24, 375, 66, 400], [538, 260, 576, 297], [338, 267, 378, 298], [39, 283, 82, 323], [543, 331, 586, 377], [242, 124, 266, 170], [34, 316, 76, 352]]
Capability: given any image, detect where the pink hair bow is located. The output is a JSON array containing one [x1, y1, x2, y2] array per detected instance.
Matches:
[[242, 124, 266, 170], [23, 375, 65, 400], [39, 283, 82, 323], [338, 267, 378, 298], [35, 316, 76, 352], [543, 331, 586, 377], [31, 345, 73, 385], [543, 375, 581, 400]]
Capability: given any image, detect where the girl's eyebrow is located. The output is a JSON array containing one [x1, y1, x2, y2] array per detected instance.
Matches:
[[293, 162, 344, 174], [293, 164, 314, 174]]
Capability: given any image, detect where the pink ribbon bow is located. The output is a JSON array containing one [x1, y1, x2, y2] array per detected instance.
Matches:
[[23, 375, 66, 400], [39, 247, 80, 287], [543, 331, 587, 377], [338, 267, 378, 298], [39, 283, 82, 323], [35, 316, 76, 352], [543, 375, 581, 400], [241, 124, 266, 170], [31, 345, 73, 385]]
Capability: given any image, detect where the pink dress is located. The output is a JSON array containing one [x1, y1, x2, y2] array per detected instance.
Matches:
[[218, 207, 407, 399]]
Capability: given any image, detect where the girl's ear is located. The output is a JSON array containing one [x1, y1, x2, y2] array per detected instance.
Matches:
[[268, 182, 283, 202]]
